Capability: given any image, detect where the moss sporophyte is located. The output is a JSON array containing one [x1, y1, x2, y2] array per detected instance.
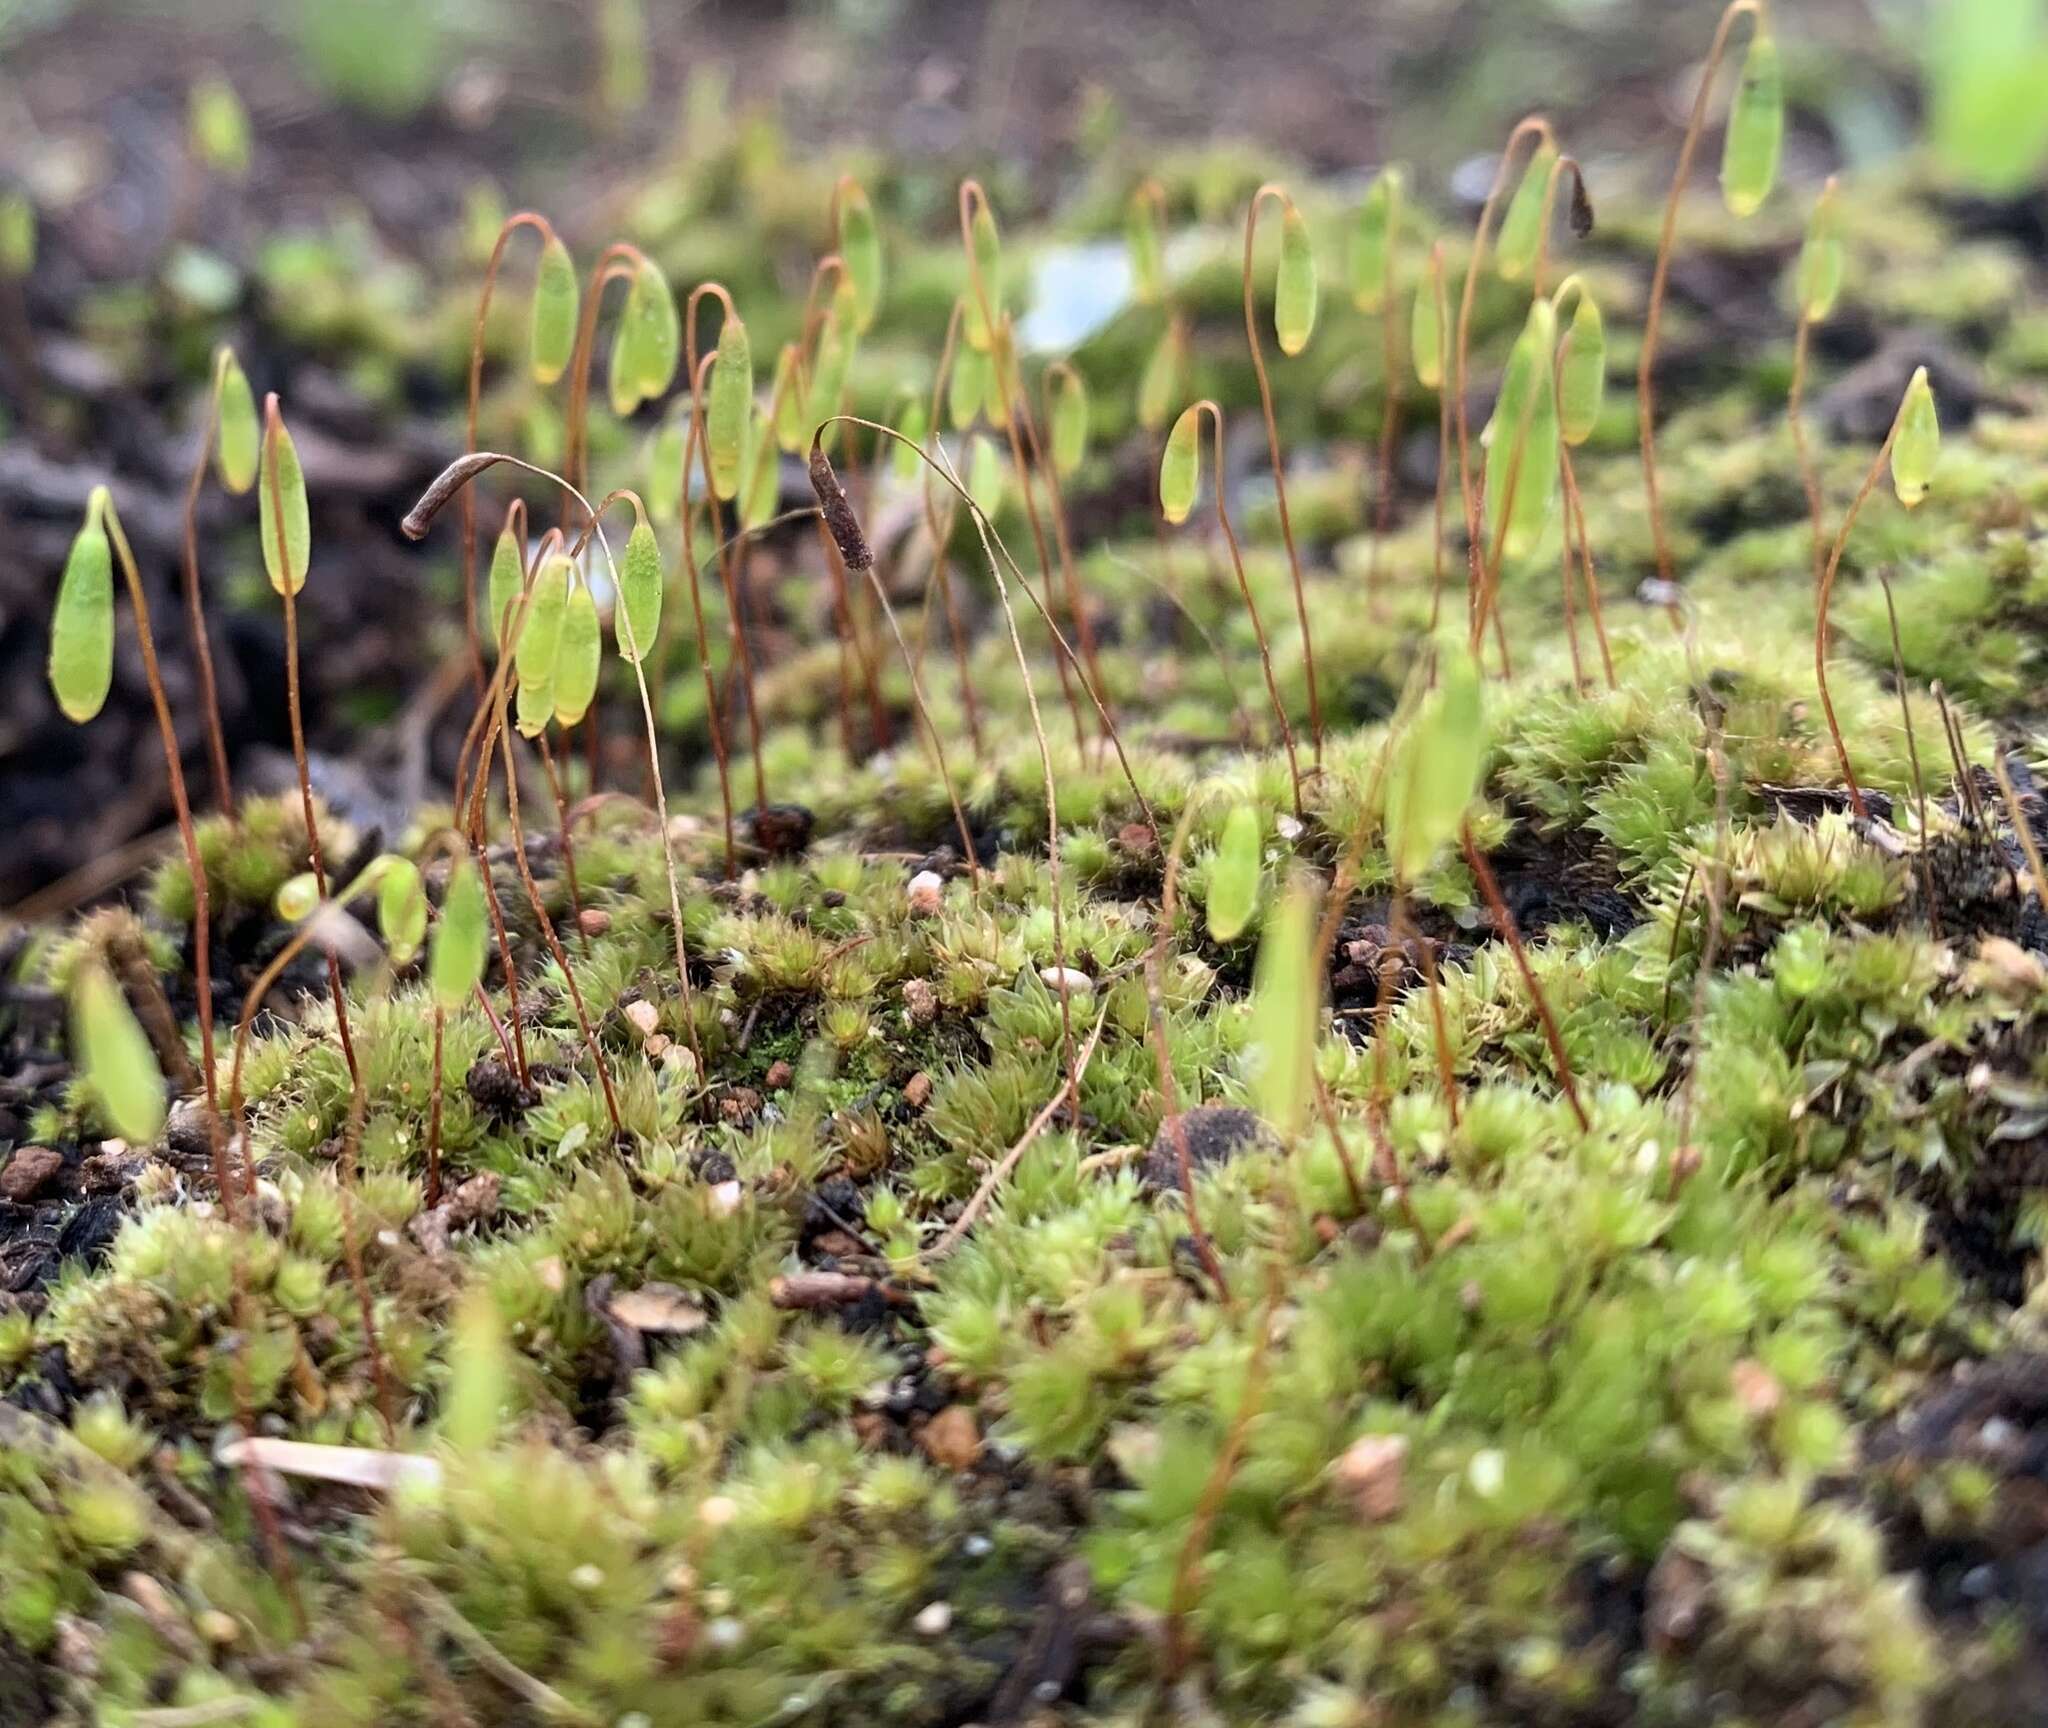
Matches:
[[17, 22, 2047, 1722]]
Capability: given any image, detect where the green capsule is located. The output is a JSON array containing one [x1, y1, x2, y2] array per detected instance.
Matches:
[[189, 73, 252, 179], [552, 579, 602, 727], [892, 392, 929, 482], [707, 311, 752, 502], [1410, 272, 1444, 390], [963, 202, 1001, 352], [1349, 169, 1401, 314], [740, 415, 778, 531], [646, 411, 686, 525], [1274, 201, 1318, 356], [1249, 872, 1317, 1139], [485, 522, 524, 655], [1557, 292, 1606, 447], [258, 412, 310, 596], [1206, 803, 1261, 942], [1890, 366, 1939, 509], [275, 871, 321, 923], [432, 854, 488, 1012], [72, 962, 165, 1146], [838, 180, 883, 333], [1496, 142, 1557, 283], [1722, 28, 1783, 217], [49, 497, 114, 725], [1796, 183, 1844, 323], [377, 857, 428, 965], [983, 324, 1013, 430], [0, 191, 32, 278], [968, 435, 1005, 517], [530, 234, 578, 386], [1050, 368, 1089, 478], [616, 519, 663, 661], [515, 555, 571, 736], [1483, 298, 1560, 563], [948, 340, 988, 432], [1126, 188, 1165, 306], [771, 343, 808, 454], [608, 259, 680, 415], [1385, 645, 1486, 882], [214, 349, 259, 494], [1137, 320, 1186, 434], [1160, 404, 1201, 526]]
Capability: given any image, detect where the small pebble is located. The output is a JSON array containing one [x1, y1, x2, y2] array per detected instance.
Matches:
[[907, 869, 945, 915], [0, 1145, 65, 1203], [913, 1601, 952, 1637]]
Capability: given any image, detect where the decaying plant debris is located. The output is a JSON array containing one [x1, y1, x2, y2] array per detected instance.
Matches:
[[7, 3, 2048, 1723]]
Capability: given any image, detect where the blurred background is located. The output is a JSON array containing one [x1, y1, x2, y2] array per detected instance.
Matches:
[[1, 0, 2044, 908]]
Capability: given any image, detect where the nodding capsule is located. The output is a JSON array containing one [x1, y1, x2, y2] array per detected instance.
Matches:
[[807, 439, 873, 571]]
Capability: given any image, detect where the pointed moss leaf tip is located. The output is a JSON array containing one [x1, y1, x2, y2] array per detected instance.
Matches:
[[1249, 871, 1318, 1140], [487, 523, 524, 656], [1558, 292, 1606, 447], [50, 498, 114, 725], [1410, 273, 1444, 390], [258, 412, 311, 595], [1349, 169, 1400, 314], [1050, 368, 1090, 478], [1206, 804, 1262, 942], [431, 855, 488, 1013], [707, 311, 753, 502], [377, 857, 428, 965], [1387, 644, 1486, 882], [1160, 404, 1201, 525], [838, 179, 883, 333], [1483, 298, 1561, 562], [1722, 27, 1784, 217], [515, 554, 571, 736], [1890, 366, 1939, 509], [214, 349, 259, 494], [1274, 200, 1318, 355], [72, 962, 165, 1146], [1126, 187, 1165, 306], [1496, 141, 1558, 282], [616, 519, 662, 662], [530, 234, 578, 386], [1797, 183, 1845, 323]]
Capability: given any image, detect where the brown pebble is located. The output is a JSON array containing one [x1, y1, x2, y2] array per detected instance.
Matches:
[[0, 1145, 65, 1203], [903, 978, 939, 1025], [903, 1071, 933, 1109], [1334, 1433, 1408, 1522], [764, 1060, 794, 1091], [577, 908, 612, 936], [1117, 822, 1157, 856], [918, 1404, 982, 1472], [718, 1086, 764, 1126]]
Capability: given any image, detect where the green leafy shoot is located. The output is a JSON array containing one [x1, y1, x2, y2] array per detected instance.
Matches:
[[49, 490, 115, 725], [1206, 804, 1262, 942], [71, 962, 166, 1146]]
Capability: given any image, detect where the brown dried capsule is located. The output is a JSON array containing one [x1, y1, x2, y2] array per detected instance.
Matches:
[[807, 439, 872, 571], [1568, 166, 1595, 240]]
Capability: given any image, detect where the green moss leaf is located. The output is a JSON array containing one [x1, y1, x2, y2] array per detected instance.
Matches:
[[49, 501, 114, 725], [72, 962, 165, 1146]]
